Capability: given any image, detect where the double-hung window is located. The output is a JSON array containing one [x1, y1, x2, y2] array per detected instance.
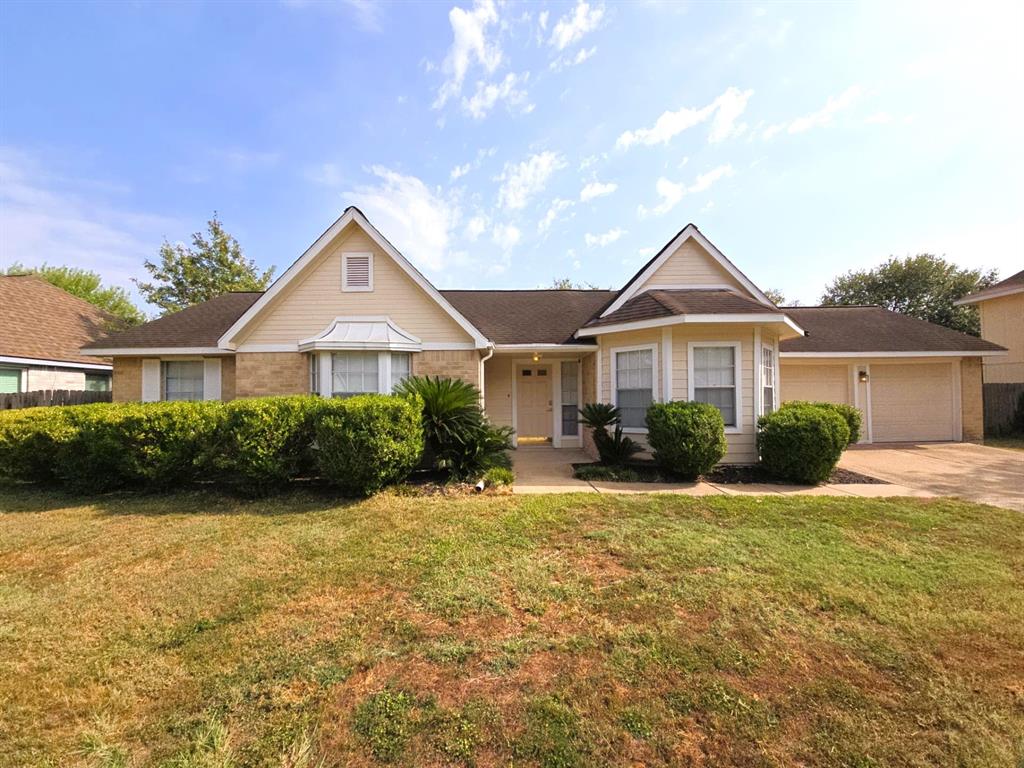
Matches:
[[163, 361, 204, 401], [690, 344, 739, 429], [390, 352, 411, 391], [560, 360, 579, 436], [761, 345, 776, 415], [327, 351, 413, 397], [614, 348, 654, 429]]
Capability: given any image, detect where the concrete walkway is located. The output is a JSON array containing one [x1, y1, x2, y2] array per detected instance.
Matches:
[[511, 446, 933, 499], [839, 442, 1023, 512]]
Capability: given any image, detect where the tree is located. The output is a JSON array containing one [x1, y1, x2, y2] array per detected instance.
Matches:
[[550, 277, 601, 289], [3, 263, 145, 327], [134, 214, 275, 315], [820, 255, 997, 335], [763, 288, 786, 305]]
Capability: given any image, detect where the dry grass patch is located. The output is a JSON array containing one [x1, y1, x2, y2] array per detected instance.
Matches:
[[1, 487, 1022, 767]]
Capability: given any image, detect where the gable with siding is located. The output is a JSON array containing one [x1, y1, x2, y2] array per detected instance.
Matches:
[[643, 238, 748, 294]]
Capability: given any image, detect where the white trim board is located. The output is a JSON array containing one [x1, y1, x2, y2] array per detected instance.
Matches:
[[83, 346, 228, 357], [1, 354, 112, 371], [218, 208, 489, 349], [599, 224, 774, 317], [954, 283, 1024, 305], [577, 313, 803, 338], [235, 341, 477, 353], [780, 350, 1004, 358]]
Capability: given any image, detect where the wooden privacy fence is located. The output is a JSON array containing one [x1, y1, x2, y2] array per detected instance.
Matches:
[[983, 382, 1024, 434], [0, 389, 113, 410]]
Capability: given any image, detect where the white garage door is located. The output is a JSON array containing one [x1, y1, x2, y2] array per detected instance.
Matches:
[[871, 363, 955, 442], [780, 364, 850, 405]]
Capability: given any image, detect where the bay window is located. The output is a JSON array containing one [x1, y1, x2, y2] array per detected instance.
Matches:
[[390, 352, 411, 391], [614, 347, 655, 429], [319, 351, 413, 397], [331, 351, 379, 397], [162, 361, 204, 401], [689, 343, 740, 429]]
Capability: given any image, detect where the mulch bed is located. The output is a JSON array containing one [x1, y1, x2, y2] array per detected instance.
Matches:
[[572, 461, 887, 485]]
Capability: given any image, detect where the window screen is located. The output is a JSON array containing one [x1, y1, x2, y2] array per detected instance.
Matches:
[[390, 353, 411, 392], [561, 360, 579, 436], [615, 349, 653, 429], [163, 361, 204, 401], [693, 346, 736, 427], [332, 352, 379, 396]]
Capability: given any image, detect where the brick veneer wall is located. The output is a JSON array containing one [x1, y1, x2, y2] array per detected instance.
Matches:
[[961, 357, 984, 442], [412, 350, 481, 388], [220, 356, 237, 401], [235, 352, 309, 398], [112, 357, 142, 402]]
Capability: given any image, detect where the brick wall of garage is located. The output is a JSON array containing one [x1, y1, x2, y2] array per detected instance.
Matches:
[[961, 357, 983, 442]]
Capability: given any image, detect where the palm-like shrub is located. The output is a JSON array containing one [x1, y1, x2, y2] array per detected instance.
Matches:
[[579, 402, 641, 465], [394, 375, 513, 478]]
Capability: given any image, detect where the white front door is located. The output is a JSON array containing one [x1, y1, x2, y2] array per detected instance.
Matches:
[[517, 365, 552, 439]]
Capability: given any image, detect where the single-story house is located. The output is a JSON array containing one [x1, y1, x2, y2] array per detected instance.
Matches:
[[82, 207, 1005, 461], [1, 275, 113, 394], [954, 269, 1024, 385]]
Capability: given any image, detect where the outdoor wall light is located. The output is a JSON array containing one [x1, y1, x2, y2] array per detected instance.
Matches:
[[858, 370, 869, 383], [532, 352, 541, 362]]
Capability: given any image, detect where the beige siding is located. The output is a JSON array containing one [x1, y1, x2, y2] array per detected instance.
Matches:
[[979, 293, 1024, 383], [581, 351, 598, 458], [238, 222, 473, 346], [643, 239, 747, 294]]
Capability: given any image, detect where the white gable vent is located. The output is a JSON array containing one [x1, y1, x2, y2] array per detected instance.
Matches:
[[342, 252, 373, 292]]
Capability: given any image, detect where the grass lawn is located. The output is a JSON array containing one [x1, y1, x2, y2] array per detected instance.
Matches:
[[986, 436, 1024, 452], [1, 488, 1022, 768]]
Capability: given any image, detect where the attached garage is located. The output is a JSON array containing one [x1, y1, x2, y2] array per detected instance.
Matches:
[[869, 362, 955, 442], [779, 364, 849, 405]]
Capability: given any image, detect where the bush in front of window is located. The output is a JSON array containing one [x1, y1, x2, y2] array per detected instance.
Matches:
[[578, 403, 642, 465], [40, 402, 221, 492], [757, 403, 850, 485], [313, 393, 424, 496], [210, 396, 322, 495], [645, 401, 727, 480], [0, 405, 76, 483], [393, 376, 514, 479], [780, 401, 861, 446]]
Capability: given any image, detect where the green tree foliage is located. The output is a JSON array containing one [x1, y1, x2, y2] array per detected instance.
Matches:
[[3, 263, 145, 327], [763, 288, 786, 305], [820, 255, 997, 335], [134, 213, 275, 315]]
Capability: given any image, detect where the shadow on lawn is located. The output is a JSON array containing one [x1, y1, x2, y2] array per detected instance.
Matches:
[[0, 481, 364, 517]]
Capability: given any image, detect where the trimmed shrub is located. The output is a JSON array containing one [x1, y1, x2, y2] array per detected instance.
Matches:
[[782, 400, 861, 445], [578, 403, 642, 465], [757, 403, 850, 484], [394, 376, 513, 478], [645, 401, 727, 480], [0, 406, 75, 482], [482, 466, 515, 488], [314, 394, 424, 496], [211, 396, 321, 494], [55, 401, 222, 492]]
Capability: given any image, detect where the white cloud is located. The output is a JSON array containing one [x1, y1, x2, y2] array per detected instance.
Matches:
[[580, 180, 617, 202], [347, 165, 458, 272], [341, 0, 384, 32], [585, 227, 625, 247], [538, 198, 574, 233], [497, 151, 566, 211], [462, 71, 532, 119], [550, 1, 605, 50], [617, 87, 753, 148], [538, 10, 549, 30], [450, 146, 496, 181], [765, 85, 864, 137], [637, 164, 734, 217], [700, 200, 715, 214], [433, 0, 502, 110], [450, 162, 473, 181], [0, 147, 178, 301], [492, 222, 521, 250], [550, 45, 596, 71], [464, 214, 488, 241]]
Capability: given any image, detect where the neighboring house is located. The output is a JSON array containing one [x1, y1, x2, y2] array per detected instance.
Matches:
[[954, 269, 1024, 384], [1, 275, 113, 394], [82, 208, 1005, 459]]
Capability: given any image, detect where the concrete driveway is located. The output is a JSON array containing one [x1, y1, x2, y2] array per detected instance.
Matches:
[[839, 442, 1023, 511]]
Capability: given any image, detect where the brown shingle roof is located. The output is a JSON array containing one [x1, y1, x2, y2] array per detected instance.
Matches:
[[956, 268, 1024, 304], [82, 292, 262, 350], [779, 306, 1006, 354], [582, 289, 782, 329], [440, 290, 614, 344], [0, 275, 116, 365]]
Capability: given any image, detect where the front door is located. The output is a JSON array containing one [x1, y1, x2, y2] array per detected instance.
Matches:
[[517, 365, 552, 439]]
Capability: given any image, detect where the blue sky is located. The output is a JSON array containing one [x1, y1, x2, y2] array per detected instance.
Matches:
[[2, 0, 1021, 311]]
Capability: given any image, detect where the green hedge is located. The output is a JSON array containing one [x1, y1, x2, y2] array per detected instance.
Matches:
[[0, 406, 75, 483], [645, 401, 727, 480], [211, 396, 321, 494], [314, 394, 424, 496], [781, 400, 861, 445], [757, 403, 850, 485]]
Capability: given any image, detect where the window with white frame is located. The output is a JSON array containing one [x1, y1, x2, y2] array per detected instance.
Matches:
[[331, 352, 379, 396], [309, 353, 320, 395], [390, 352, 411, 391], [692, 345, 738, 428], [615, 348, 654, 429], [561, 360, 579, 436], [342, 252, 373, 291], [761, 345, 776, 415], [162, 361, 204, 401]]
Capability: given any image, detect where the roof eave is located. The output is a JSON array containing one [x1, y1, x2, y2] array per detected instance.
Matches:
[[953, 284, 1024, 305], [575, 313, 804, 338]]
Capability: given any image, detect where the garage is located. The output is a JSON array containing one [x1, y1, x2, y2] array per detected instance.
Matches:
[[779, 364, 849, 405], [869, 362, 955, 442]]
